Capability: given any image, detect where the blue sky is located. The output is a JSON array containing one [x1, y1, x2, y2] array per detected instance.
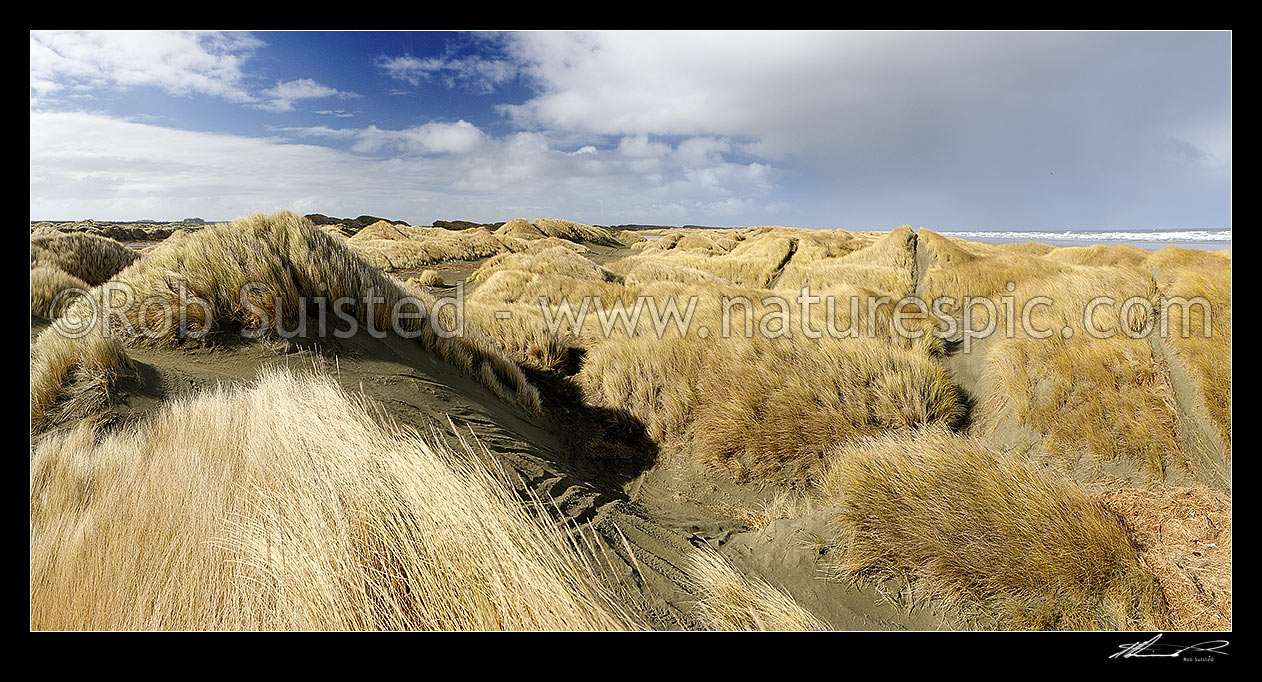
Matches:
[[30, 30, 1231, 230]]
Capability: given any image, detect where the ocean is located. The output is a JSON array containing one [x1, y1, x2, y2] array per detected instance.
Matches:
[[932, 229, 1232, 251]]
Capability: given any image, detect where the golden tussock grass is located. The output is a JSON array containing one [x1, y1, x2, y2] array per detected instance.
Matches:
[[686, 546, 829, 630], [29, 330, 133, 432], [512, 236, 592, 254], [494, 217, 547, 240], [919, 241, 1197, 486], [469, 246, 617, 284], [786, 227, 876, 263], [34, 211, 542, 426], [979, 334, 1183, 484], [348, 224, 509, 270], [531, 218, 622, 247], [463, 301, 581, 373], [1096, 485, 1231, 630], [30, 368, 637, 631], [30, 266, 89, 319], [632, 232, 682, 251], [688, 336, 963, 486], [817, 426, 1169, 630], [1153, 261, 1231, 449], [616, 230, 646, 245], [408, 269, 443, 287], [347, 220, 414, 241], [775, 226, 917, 299], [609, 258, 729, 287], [468, 270, 637, 351], [578, 333, 963, 487], [655, 232, 797, 288], [491, 218, 621, 248], [672, 233, 730, 253], [1145, 245, 1231, 274], [1045, 244, 1151, 267], [30, 232, 140, 286]]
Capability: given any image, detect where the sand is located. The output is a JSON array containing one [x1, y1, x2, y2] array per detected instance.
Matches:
[[29, 218, 1230, 631]]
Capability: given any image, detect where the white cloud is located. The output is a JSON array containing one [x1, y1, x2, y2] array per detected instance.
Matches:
[[256, 78, 358, 112], [30, 30, 262, 105], [350, 120, 488, 155], [31, 112, 784, 226], [377, 54, 518, 94], [489, 30, 1230, 228]]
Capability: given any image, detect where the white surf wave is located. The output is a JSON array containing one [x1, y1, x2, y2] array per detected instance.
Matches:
[[934, 229, 1232, 243]]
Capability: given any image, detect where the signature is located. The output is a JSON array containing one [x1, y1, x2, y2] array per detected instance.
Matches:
[[1110, 634, 1230, 660]]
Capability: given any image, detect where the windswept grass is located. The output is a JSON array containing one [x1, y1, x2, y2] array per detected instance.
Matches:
[[30, 266, 89, 319], [30, 368, 637, 631], [979, 334, 1183, 484], [686, 546, 829, 630], [688, 336, 963, 486], [579, 333, 963, 487], [348, 224, 509, 270], [617, 230, 797, 288], [35, 211, 542, 427], [408, 269, 443, 287], [1150, 255, 1231, 450], [531, 218, 623, 247], [30, 232, 140, 286], [29, 330, 133, 432], [776, 226, 917, 299], [1045, 244, 1151, 267], [616, 230, 646, 245], [817, 426, 1169, 630], [609, 258, 729, 286], [469, 246, 617, 284], [1097, 485, 1231, 630]]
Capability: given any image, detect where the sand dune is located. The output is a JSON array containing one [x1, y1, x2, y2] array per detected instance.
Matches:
[[29, 213, 1231, 631]]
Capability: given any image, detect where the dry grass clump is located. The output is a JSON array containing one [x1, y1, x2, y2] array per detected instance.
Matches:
[[1145, 245, 1231, 274], [632, 232, 683, 251], [408, 269, 444, 287], [921, 254, 1069, 318], [1096, 485, 1231, 630], [348, 225, 509, 270], [30, 330, 133, 431], [578, 333, 963, 487], [60, 211, 415, 340], [787, 228, 877, 264], [688, 336, 963, 486], [531, 218, 622, 247], [817, 426, 1169, 630], [1154, 261, 1231, 449], [648, 232, 796, 288], [40, 211, 542, 419], [512, 236, 592, 254], [607, 257, 729, 287], [30, 232, 140, 286], [616, 230, 646, 245], [30, 266, 89, 319], [348, 220, 414, 241], [494, 217, 547, 240], [776, 226, 916, 299], [30, 368, 637, 631], [1045, 244, 1151, 267], [463, 301, 582, 373], [686, 547, 829, 630], [469, 246, 616, 284], [979, 334, 1183, 484], [925, 249, 1193, 486], [672, 234, 730, 253]]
